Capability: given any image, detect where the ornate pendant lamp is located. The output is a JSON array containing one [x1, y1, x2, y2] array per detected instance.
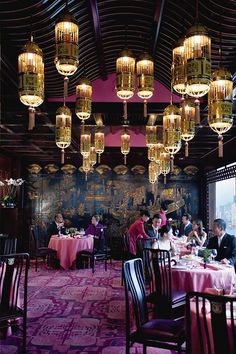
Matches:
[[80, 129, 91, 158], [75, 77, 92, 121], [55, 105, 72, 164], [136, 52, 154, 117], [121, 129, 130, 165], [18, 35, 44, 130], [149, 161, 158, 184], [89, 146, 97, 166], [55, 4, 79, 98], [180, 97, 195, 157], [146, 125, 157, 147], [95, 131, 104, 163], [172, 38, 186, 95], [160, 151, 170, 184], [148, 145, 158, 162], [208, 68, 233, 157], [116, 49, 135, 119], [163, 104, 182, 172], [82, 156, 91, 181]]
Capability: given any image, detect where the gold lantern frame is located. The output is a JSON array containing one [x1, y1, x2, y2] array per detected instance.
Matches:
[[18, 36, 44, 130], [146, 125, 157, 147], [172, 38, 186, 95], [116, 49, 135, 119], [136, 52, 154, 117], [75, 77, 92, 121], [95, 130, 105, 163], [180, 97, 195, 157], [80, 130, 91, 158], [121, 128, 131, 165], [55, 105, 72, 164], [89, 146, 97, 166], [208, 67, 233, 157], [160, 151, 170, 184]]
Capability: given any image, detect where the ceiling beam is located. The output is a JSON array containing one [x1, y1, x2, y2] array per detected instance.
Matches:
[[88, 0, 107, 81], [150, 0, 165, 58]]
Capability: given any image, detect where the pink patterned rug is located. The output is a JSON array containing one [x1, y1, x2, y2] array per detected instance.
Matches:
[[1, 261, 178, 353]]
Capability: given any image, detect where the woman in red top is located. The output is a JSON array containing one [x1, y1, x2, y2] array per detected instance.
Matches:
[[128, 210, 150, 255]]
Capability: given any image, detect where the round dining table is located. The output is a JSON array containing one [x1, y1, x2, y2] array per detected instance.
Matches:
[[172, 261, 235, 293], [48, 235, 94, 270]]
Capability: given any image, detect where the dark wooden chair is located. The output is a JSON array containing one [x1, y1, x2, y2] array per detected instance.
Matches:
[[30, 226, 57, 271], [144, 249, 186, 319], [121, 231, 132, 285], [0, 253, 30, 353], [123, 258, 185, 354], [186, 291, 236, 354], [3, 238, 17, 255], [77, 235, 108, 273]]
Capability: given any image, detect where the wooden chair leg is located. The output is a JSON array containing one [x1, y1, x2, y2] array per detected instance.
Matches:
[[143, 344, 147, 354], [35, 256, 38, 272]]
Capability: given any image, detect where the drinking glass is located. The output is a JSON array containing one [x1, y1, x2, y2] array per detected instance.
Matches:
[[211, 249, 217, 262], [175, 229, 179, 237]]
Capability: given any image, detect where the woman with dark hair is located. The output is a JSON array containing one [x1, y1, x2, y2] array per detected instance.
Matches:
[[152, 224, 177, 256], [85, 215, 104, 250], [187, 219, 207, 247]]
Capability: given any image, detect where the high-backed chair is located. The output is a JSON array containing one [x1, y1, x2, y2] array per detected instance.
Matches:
[[121, 231, 132, 285], [186, 291, 236, 354], [144, 249, 186, 319], [0, 253, 30, 352], [123, 258, 185, 354], [30, 226, 57, 271], [3, 237, 17, 255]]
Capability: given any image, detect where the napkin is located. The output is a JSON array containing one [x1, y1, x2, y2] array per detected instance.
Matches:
[[199, 262, 221, 270]]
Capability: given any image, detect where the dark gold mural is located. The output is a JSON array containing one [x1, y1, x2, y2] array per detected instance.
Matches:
[[26, 164, 200, 244]]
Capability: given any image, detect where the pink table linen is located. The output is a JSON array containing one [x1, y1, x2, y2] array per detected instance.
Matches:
[[48, 235, 93, 270], [172, 264, 235, 293]]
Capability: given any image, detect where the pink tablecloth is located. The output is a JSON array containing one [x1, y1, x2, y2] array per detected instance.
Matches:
[[172, 264, 235, 293], [48, 235, 93, 270]]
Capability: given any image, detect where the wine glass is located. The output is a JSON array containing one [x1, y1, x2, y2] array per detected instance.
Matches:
[[211, 249, 217, 262], [175, 229, 179, 237]]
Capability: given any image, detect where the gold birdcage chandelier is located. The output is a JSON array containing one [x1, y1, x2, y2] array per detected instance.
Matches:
[[148, 161, 158, 184], [116, 49, 135, 119], [121, 129, 130, 165], [172, 38, 186, 95], [80, 130, 91, 158], [208, 67, 233, 157], [136, 52, 154, 117], [82, 156, 91, 181], [75, 77, 92, 121], [160, 151, 170, 184], [146, 125, 157, 147], [18, 35, 44, 130], [163, 104, 182, 171], [95, 131, 105, 163], [89, 146, 97, 166], [55, 105, 72, 164], [180, 97, 195, 157]]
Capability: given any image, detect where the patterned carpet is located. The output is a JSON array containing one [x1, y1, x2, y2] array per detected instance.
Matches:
[[1, 261, 178, 353]]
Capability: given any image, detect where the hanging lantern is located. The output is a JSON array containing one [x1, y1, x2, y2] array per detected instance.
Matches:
[[55, 9, 79, 98], [180, 98, 195, 157], [89, 146, 97, 166], [208, 68, 233, 157], [80, 131, 91, 158], [148, 145, 158, 162], [163, 104, 182, 172], [148, 161, 158, 184], [155, 127, 164, 165], [136, 52, 154, 117], [172, 38, 186, 95], [18, 36, 44, 130], [121, 129, 130, 165], [160, 151, 170, 184], [82, 156, 91, 181], [116, 49, 135, 119], [146, 125, 157, 147], [75, 77, 92, 121], [184, 23, 211, 98], [55, 105, 72, 164], [95, 131, 104, 163]]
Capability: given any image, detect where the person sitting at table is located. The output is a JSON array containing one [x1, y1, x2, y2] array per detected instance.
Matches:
[[146, 214, 162, 238], [84, 215, 104, 251], [128, 210, 150, 256], [207, 218, 236, 265], [153, 224, 177, 256], [187, 218, 207, 247], [179, 213, 192, 237], [48, 213, 66, 238]]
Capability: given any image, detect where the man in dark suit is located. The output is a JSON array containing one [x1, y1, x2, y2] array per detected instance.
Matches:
[[146, 214, 162, 238], [179, 213, 192, 236], [48, 213, 66, 238], [207, 218, 236, 266]]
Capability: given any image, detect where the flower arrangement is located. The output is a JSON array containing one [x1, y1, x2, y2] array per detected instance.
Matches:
[[0, 178, 24, 207]]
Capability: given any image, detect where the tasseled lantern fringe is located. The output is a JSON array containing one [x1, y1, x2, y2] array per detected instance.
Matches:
[[28, 107, 35, 130], [185, 141, 189, 157], [61, 149, 65, 164], [218, 135, 223, 157], [144, 100, 147, 118], [194, 98, 200, 125]]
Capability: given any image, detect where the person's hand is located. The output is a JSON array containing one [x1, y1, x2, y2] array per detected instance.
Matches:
[[221, 258, 230, 265]]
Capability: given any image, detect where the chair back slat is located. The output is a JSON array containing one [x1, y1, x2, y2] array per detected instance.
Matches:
[[3, 238, 17, 255], [186, 292, 236, 354], [123, 258, 148, 330], [142, 248, 155, 293]]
